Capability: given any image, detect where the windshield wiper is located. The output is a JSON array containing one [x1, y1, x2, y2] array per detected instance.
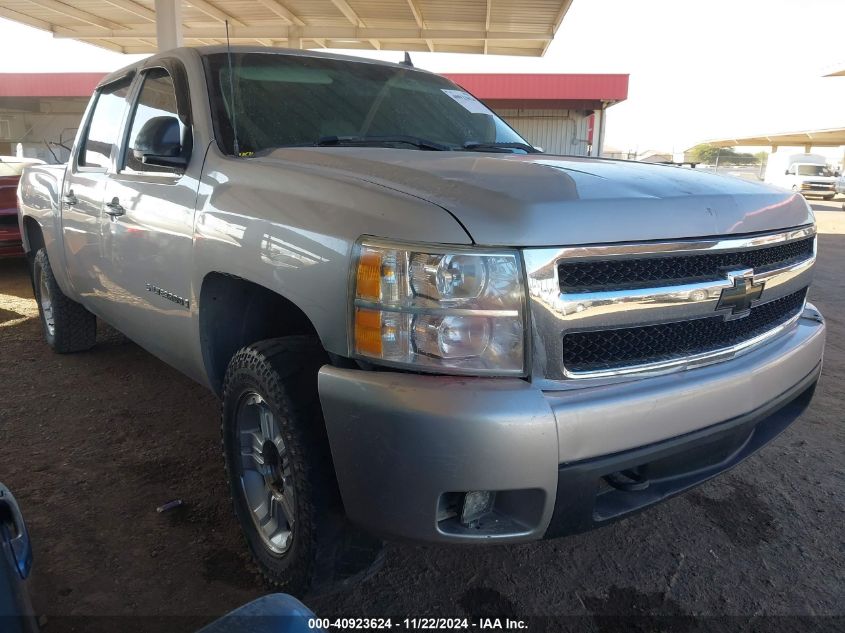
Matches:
[[316, 135, 452, 151], [462, 141, 540, 154]]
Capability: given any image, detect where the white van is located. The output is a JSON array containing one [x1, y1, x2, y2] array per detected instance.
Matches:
[[764, 153, 837, 199]]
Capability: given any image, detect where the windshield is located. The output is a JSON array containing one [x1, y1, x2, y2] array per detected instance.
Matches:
[[796, 164, 830, 176], [203, 52, 529, 155]]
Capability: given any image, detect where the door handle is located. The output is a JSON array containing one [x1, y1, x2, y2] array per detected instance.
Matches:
[[62, 191, 78, 206], [105, 197, 125, 218]]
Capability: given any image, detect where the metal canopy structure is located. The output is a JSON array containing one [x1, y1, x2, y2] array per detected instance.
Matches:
[[708, 128, 845, 151], [0, 0, 573, 55]]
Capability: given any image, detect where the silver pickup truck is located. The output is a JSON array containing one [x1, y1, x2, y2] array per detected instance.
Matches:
[[17, 46, 825, 592]]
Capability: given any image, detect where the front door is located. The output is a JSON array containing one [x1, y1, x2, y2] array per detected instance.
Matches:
[[61, 77, 132, 312], [100, 66, 199, 374]]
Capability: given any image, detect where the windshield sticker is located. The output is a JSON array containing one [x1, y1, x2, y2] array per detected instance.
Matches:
[[441, 89, 492, 114]]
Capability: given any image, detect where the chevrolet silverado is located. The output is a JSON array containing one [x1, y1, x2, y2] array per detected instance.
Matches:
[[17, 47, 825, 592]]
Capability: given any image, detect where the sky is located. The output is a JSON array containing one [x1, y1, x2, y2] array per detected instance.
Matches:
[[1, 0, 844, 155]]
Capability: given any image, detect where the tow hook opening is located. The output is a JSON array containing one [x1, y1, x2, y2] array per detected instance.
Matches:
[[604, 467, 650, 492]]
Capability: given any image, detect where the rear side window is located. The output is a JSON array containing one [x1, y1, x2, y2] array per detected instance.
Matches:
[[80, 78, 132, 168], [122, 68, 189, 174]]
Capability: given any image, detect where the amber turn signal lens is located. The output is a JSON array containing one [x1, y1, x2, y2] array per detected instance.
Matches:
[[356, 250, 382, 301], [354, 307, 382, 356]]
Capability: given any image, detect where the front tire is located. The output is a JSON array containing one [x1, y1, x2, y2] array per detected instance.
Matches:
[[33, 248, 97, 353], [221, 336, 382, 593]]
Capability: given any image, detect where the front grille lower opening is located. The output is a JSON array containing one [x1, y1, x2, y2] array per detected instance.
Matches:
[[562, 288, 807, 374]]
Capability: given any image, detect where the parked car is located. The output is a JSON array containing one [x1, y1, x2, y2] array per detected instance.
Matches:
[[0, 484, 38, 633], [763, 152, 837, 199], [0, 157, 43, 258], [17, 46, 826, 593]]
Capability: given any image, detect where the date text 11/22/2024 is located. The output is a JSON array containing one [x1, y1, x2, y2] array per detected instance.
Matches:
[[307, 618, 528, 630]]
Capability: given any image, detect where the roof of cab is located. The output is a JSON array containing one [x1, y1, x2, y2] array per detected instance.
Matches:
[[98, 45, 430, 88]]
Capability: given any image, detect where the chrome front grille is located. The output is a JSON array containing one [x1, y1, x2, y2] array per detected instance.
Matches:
[[557, 236, 814, 293], [562, 288, 807, 374], [524, 226, 816, 382], [801, 181, 834, 189]]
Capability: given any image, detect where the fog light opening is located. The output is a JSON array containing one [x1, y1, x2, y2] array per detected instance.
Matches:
[[460, 490, 495, 527]]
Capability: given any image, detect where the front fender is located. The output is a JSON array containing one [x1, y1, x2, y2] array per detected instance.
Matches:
[[191, 148, 472, 357]]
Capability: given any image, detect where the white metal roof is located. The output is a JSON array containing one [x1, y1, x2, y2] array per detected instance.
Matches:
[[708, 128, 845, 148], [0, 0, 573, 56]]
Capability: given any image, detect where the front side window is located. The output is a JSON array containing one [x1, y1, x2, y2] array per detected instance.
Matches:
[[203, 52, 530, 155], [122, 68, 189, 174], [80, 78, 132, 168]]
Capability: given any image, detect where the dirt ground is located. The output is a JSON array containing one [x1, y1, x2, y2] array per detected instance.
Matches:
[[1, 226, 843, 632]]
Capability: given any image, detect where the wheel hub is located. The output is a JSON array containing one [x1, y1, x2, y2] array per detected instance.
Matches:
[[235, 392, 295, 555], [261, 440, 285, 494]]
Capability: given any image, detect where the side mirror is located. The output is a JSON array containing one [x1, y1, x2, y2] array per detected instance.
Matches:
[[785, 169, 791, 175], [133, 116, 187, 168]]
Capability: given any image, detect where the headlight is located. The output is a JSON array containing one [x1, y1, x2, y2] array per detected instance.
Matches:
[[351, 238, 527, 375]]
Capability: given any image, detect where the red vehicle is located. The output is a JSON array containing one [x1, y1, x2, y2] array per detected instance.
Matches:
[[0, 158, 43, 258]]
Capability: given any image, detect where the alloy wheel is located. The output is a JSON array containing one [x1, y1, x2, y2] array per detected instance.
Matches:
[[39, 271, 55, 337], [235, 392, 296, 555]]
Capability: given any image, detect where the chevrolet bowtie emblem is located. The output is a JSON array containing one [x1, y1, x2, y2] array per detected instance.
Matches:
[[716, 269, 764, 319]]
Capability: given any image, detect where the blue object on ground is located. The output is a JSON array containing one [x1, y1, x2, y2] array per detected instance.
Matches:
[[197, 593, 323, 633], [0, 483, 38, 633]]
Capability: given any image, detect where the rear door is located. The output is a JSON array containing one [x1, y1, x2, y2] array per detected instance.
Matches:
[[100, 65, 199, 371], [61, 76, 133, 309]]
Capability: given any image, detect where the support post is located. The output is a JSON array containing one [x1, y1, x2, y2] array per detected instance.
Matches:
[[594, 103, 607, 157], [288, 26, 302, 49], [155, 0, 183, 51]]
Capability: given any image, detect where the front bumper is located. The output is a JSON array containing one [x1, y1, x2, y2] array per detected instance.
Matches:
[[318, 306, 825, 543]]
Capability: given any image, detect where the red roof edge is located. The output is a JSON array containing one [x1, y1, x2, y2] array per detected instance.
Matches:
[[0, 71, 630, 105], [443, 73, 629, 104], [0, 73, 105, 98]]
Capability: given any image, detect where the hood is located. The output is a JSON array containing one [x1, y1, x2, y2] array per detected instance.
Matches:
[[255, 148, 813, 247]]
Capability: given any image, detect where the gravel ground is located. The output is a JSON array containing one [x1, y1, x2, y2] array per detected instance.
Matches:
[[0, 231, 842, 632]]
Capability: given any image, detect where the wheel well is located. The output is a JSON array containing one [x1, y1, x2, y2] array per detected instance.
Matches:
[[22, 217, 44, 258], [199, 272, 318, 395], [22, 217, 44, 281]]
